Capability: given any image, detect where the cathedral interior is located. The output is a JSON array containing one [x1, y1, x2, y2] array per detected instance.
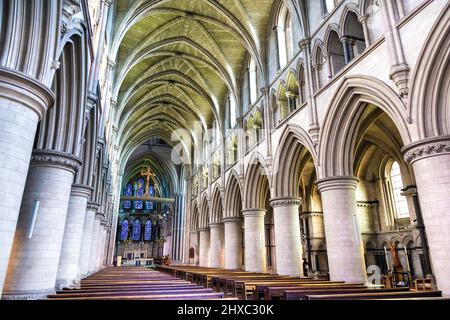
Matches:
[[0, 0, 450, 302]]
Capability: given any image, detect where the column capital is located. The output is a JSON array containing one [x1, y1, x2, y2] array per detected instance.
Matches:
[[223, 217, 242, 223], [95, 212, 105, 220], [402, 136, 450, 164], [87, 201, 101, 212], [31, 150, 82, 173], [316, 176, 359, 192], [270, 197, 302, 208], [298, 38, 311, 50], [0, 67, 54, 119], [242, 209, 266, 218], [71, 184, 94, 198], [198, 227, 210, 232], [358, 14, 369, 24], [209, 223, 224, 228]]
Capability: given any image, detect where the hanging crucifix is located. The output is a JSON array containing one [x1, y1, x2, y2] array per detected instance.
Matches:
[[140, 162, 156, 196]]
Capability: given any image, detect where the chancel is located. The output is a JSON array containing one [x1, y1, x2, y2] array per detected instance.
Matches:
[[0, 0, 450, 302]]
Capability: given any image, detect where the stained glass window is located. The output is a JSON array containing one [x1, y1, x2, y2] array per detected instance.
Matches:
[[135, 178, 144, 210], [146, 184, 155, 210], [144, 220, 152, 241], [124, 184, 133, 209], [132, 219, 141, 241], [120, 220, 129, 241]]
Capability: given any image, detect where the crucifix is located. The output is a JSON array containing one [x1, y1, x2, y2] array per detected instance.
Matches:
[[140, 163, 156, 196]]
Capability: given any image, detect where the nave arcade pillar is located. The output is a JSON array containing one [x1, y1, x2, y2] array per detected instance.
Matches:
[[88, 212, 103, 274], [223, 218, 243, 270], [243, 209, 267, 273], [56, 184, 92, 288], [403, 137, 450, 295], [3, 151, 81, 299], [79, 202, 98, 277], [198, 228, 210, 267], [316, 176, 367, 283], [0, 69, 53, 297], [270, 198, 303, 276], [189, 231, 200, 266], [209, 223, 224, 268]]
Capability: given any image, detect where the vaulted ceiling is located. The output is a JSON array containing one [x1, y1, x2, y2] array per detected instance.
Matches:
[[111, 0, 275, 161]]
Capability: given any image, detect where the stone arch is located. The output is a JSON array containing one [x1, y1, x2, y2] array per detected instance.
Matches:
[[339, 3, 362, 35], [210, 183, 223, 224], [199, 193, 210, 229], [408, 2, 450, 139], [224, 170, 243, 219], [244, 152, 271, 209], [190, 200, 199, 231], [272, 124, 317, 198], [318, 75, 411, 178]]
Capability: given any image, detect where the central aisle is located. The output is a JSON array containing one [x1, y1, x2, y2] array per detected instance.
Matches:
[[47, 267, 229, 300]]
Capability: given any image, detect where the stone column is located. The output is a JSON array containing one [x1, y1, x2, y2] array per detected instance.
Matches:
[[224, 218, 243, 270], [358, 15, 371, 47], [316, 176, 367, 283], [403, 137, 450, 294], [78, 202, 98, 277], [243, 209, 267, 273], [97, 222, 107, 270], [88, 213, 103, 274], [0, 69, 52, 297], [198, 228, 210, 267], [56, 185, 92, 289], [270, 198, 303, 276], [3, 150, 81, 299], [189, 231, 199, 266], [209, 223, 225, 268]]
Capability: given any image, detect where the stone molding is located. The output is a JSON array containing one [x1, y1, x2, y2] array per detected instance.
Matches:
[[87, 202, 101, 212], [209, 223, 224, 228], [222, 217, 242, 223], [31, 150, 82, 173], [70, 184, 93, 198], [95, 212, 105, 220], [356, 201, 380, 208], [242, 209, 266, 218], [198, 227, 210, 232], [0, 67, 54, 119], [270, 197, 302, 208], [402, 136, 450, 164], [316, 176, 359, 193]]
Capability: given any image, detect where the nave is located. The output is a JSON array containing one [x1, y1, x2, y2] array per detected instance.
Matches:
[[48, 265, 447, 301]]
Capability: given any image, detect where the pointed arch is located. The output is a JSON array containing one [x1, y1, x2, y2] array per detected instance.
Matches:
[[244, 152, 271, 209], [200, 192, 210, 229], [272, 124, 317, 198], [318, 75, 411, 178], [210, 183, 224, 224], [408, 2, 450, 139], [224, 170, 243, 219]]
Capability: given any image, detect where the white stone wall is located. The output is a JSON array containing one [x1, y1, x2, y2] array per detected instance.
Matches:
[[79, 208, 96, 277]]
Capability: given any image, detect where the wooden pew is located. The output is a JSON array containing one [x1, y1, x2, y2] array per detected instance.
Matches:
[[282, 287, 410, 300], [306, 290, 442, 300], [262, 283, 366, 300]]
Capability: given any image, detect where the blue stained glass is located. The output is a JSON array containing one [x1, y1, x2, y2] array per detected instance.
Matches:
[[120, 220, 129, 241], [144, 220, 152, 241], [148, 185, 155, 210], [132, 219, 141, 241], [135, 178, 145, 210], [124, 184, 133, 209]]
